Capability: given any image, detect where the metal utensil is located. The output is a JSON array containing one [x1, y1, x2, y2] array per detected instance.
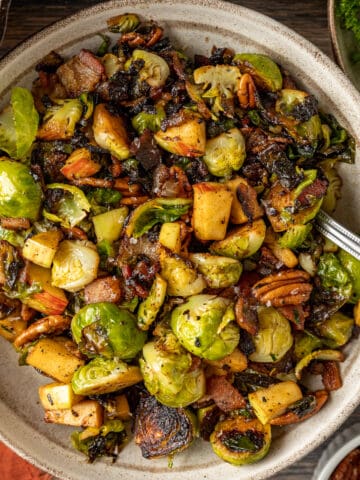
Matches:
[[314, 209, 360, 260], [0, 0, 11, 47]]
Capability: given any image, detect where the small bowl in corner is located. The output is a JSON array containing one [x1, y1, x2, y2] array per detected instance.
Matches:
[[328, 0, 360, 91], [312, 423, 360, 480]]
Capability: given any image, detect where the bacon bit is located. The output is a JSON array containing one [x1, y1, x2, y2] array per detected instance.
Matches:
[[270, 390, 329, 426], [277, 304, 308, 330], [84, 276, 122, 304], [20, 304, 37, 323], [297, 178, 328, 207], [110, 156, 123, 178], [207, 376, 246, 412], [0, 217, 30, 231], [235, 296, 258, 335], [78, 49, 105, 76], [321, 361, 343, 391]]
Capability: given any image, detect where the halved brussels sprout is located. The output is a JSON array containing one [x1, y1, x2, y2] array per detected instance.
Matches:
[[210, 415, 271, 465], [294, 331, 323, 360], [132, 105, 166, 134], [37, 98, 83, 140], [51, 240, 100, 292], [233, 53, 283, 92], [338, 249, 360, 303], [137, 274, 167, 331], [107, 13, 140, 33], [134, 394, 197, 458], [210, 219, 266, 260], [170, 294, 240, 360], [278, 224, 312, 249], [125, 197, 192, 238], [0, 158, 42, 220], [315, 312, 354, 348], [127, 49, 170, 87], [319, 159, 342, 214], [71, 419, 127, 463], [249, 306, 293, 363], [189, 253, 242, 288], [140, 340, 205, 407], [317, 253, 353, 303], [71, 302, 147, 360], [44, 183, 91, 228], [92, 103, 130, 160], [160, 250, 206, 297], [154, 109, 206, 157], [193, 64, 241, 117], [72, 356, 143, 395], [203, 128, 246, 177]]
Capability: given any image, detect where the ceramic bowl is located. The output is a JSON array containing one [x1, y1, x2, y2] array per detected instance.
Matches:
[[328, 0, 360, 90], [0, 1, 360, 480]]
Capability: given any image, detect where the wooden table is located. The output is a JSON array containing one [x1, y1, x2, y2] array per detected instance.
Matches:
[[1, 1, 360, 479]]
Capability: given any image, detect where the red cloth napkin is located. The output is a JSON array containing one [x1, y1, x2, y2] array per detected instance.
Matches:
[[0, 441, 53, 479]]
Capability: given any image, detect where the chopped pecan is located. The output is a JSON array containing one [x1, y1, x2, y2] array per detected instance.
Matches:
[[330, 447, 360, 480], [13, 315, 71, 348], [235, 296, 258, 335], [207, 376, 246, 412], [252, 269, 312, 307], [321, 360, 343, 391]]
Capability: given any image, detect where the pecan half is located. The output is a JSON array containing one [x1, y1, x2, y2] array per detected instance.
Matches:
[[252, 269, 312, 307]]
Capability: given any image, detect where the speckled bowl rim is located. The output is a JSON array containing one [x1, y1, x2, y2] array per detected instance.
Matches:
[[0, 1, 360, 480]]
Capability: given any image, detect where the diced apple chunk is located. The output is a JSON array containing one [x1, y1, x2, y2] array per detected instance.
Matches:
[[22, 230, 62, 268], [26, 337, 84, 383], [39, 382, 84, 410], [159, 222, 181, 253], [44, 400, 103, 428]]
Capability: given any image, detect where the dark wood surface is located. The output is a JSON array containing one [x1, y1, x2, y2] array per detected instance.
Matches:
[[1, 1, 360, 479]]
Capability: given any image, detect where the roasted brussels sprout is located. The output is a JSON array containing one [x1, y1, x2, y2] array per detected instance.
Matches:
[[107, 13, 140, 33], [193, 64, 241, 117], [51, 240, 100, 292], [233, 53, 283, 92], [92, 103, 130, 160], [203, 128, 246, 177], [127, 49, 170, 87], [44, 183, 91, 228], [338, 249, 360, 303], [72, 356, 143, 395], [317, 253, 353, 303], [37, 98, 83, 140], [210, 415, 271, 465], [71, 302, 147, 359], [0, 87, 39, 159], [137, 274, 167, 331], [0, 158, 42, 220], [278, 224, 312, 249], [170, 295, 240, 360], [319, 159, 342, 214], [132, 105, 166, 134], [160, 251, 207, 297], [71, 419, 127, 463], [189, 253, 242, 288], [154, 109, 206, 157], [315, 312, 354, 348], [140, 339, 205, 407], [294, 330, 323, 360], [134, 394, 197, 458], [249, 306, 293, 363], [126, 198, 192, 238], [210, 219, 266, 260]]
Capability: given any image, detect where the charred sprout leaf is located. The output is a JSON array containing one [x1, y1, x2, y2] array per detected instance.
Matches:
[[79, 92, 94, 121], [294, 331, 323, 360], [0, 227, 27, 247], [294, 348, 344, 379], [107, 13, 140, 33], [317, 253, 353, 302], [203, 128, 246, 177], [338, 249, 360, 303], [44, 183, 90, 228], [319, 159, 342, 213], [132, 106, 166, 134], [249, 306, 293, 363], [189, 253, 242, 289], [197, 404, 222, 441], [0, 87, 39, 159], [37, 99, 83, 141], [170, 294, 240, 360], [210, 415, 271, 465], [0, 159, 42, 220], [126, 198, 192, 238], [140, 339, 205, 407], [71, 302, 146, 360], [96, 34, 110, 57], [137, 274, 167, 331], [134, 395, 197, 458], [126, 50, 170, 88], [72, 356, 143, 395], [233, 53, 283, 92], [71, 419, 127, 463]]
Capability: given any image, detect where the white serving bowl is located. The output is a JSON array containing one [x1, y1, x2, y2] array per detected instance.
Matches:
[[0, 1, 360, 480]]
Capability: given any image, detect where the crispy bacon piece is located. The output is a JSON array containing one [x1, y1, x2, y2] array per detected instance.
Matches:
[[206, 376, 246, 412], [297, 178, 328, 207], [270, 390, 329, 426], [57, 49, 105, 97], [277, 304, 308, 330], [84, 276, 122, 305]]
